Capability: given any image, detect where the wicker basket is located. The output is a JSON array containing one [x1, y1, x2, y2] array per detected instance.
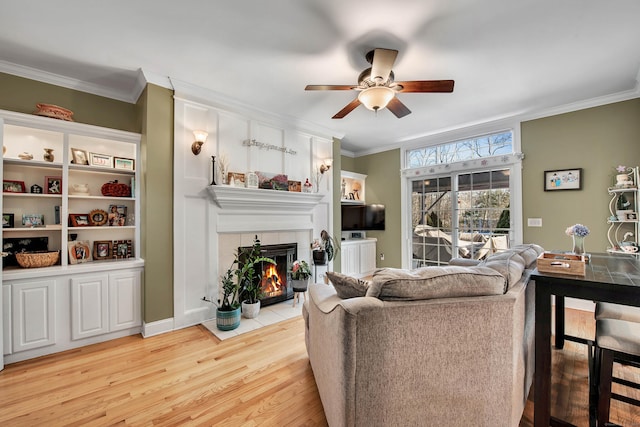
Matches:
[[15, 251, 60, 268]]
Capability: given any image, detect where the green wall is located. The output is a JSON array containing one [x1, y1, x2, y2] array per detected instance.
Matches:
[[0, 73, 138, 132], [345, 98, 640, 269], [341, 149, 402, 269], [137, 84, 175, 322], [522, 98, 640, 252]]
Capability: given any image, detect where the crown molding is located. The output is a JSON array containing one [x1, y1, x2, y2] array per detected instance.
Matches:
[[0, 60, 145, 104], [140, 69, 173, 91]]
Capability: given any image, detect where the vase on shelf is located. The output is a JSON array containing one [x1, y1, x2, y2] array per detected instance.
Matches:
[[43, 148, 54, 162], [572, 235, 585, 255]]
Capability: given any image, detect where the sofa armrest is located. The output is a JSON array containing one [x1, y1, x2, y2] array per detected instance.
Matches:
[[308, 282, 384, 314]]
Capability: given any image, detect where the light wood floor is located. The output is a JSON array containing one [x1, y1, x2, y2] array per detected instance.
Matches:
[[0, 309, 638, 426]]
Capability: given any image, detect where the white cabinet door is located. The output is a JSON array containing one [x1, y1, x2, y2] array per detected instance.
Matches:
[[360, 241, 377, 275], [71, 275, 109, 340], [3, 285, 10, 356], [109, 271, 141, 332], [12, 280, 55, 352], [341, 244, 360, 276]]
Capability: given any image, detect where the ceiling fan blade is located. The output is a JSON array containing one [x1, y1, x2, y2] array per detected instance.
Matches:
[[395, 80, 455, 93], [386, 97, 411, 118], [332, 99, 361, 119], [305, 84, 355, 91], [370, 48, 398, 83]]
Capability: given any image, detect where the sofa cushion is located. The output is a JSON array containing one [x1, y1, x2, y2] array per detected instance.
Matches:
[[326, 271, 370, 299], [507, 244, 544, 267], [481, 252, 526, 289], [366, 266, 507, 301]]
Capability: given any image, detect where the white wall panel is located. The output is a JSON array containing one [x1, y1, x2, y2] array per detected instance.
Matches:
[[218, 112, 250, 178], [254, 123, 285, 174]]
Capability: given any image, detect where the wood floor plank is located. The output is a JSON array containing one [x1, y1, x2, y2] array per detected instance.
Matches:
[[1, 310, 638, 426]]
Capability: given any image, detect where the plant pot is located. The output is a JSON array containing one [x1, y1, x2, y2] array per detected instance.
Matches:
[[242, 300, 261, 319], [216, 306, 241, 331], [312, 250, 327, 265], [290, 278, 310, 292]]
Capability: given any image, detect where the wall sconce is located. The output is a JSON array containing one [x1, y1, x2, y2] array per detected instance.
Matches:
[[320, 158, 333, 174], [192, 130, 208, 155]]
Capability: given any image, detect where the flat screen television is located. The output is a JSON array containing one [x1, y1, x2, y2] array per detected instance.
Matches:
[[341, 204, 385, 231]]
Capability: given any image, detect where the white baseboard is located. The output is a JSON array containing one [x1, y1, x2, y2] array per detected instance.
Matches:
[[142, 318, 175, 337]]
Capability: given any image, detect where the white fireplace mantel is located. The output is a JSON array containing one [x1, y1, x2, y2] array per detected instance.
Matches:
[[207, 185, 325, 212]]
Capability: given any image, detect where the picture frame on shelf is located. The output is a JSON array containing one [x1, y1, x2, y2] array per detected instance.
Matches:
[[544, 168, 582, 191], [30, 184, 43, 194], [245, 172, 259, 188], [112, 239, 132, 259], [70, 148, 89, 165], [3, 179, 26, 193], [107, 205, 127, 226], [22, 214, 44, 227], [114, 157, 135, 170], [89, 209, 108, 226], [93, 241, 112, 260], [2, 213, 14, 228], [227, 172, 245, 187], [45, 176, 62, 194], [89, 152, 113, 168], [69, 213, 90, 227], [288, 180, 301, 192], [68, 240, 91, 264], [626, 212, 638, 221]]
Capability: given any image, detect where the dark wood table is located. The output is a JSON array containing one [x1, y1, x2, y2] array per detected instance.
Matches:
[[532, 253, 640, 427]]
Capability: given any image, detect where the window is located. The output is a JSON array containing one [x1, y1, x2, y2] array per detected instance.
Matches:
[[405, 129, 520, 267], [406, 131, 513, 168]]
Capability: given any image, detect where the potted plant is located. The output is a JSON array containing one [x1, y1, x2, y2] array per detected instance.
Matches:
[[290, 259, 312, 307], [205, 262, 242, 331], [311, 229, 340, 265], [237, 236, 275, 318]]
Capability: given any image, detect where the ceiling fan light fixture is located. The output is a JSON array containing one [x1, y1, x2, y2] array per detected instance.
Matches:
[[357, 86, 395, 112]]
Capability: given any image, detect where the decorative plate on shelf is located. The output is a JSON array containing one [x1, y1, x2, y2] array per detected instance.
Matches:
[[89, 209, 108, 226], [33, 103, 74, 121]]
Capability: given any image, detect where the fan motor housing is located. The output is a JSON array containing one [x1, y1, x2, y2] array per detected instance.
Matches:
[[358, 68, 394, 87]]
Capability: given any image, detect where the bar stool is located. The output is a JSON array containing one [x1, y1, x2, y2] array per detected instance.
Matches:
[[591, 317, 640, 426], [595, 302, 640, 322]]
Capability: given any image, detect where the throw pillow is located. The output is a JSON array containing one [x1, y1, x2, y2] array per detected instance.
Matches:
[[326, 271, 370, 299], [366, 266, 507, 300]]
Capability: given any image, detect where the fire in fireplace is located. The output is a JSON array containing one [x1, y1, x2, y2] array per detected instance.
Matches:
[[238, 242, 296, 307]]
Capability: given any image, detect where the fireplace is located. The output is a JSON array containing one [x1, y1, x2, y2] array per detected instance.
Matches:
[[238, 242, 297, 307]]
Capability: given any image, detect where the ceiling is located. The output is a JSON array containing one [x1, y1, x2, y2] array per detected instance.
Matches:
[[1, 1, 639, 155]]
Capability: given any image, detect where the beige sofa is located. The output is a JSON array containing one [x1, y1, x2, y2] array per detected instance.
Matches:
[[302, 244, 543, 427]]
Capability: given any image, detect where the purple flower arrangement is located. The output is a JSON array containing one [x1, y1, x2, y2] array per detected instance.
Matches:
[[565, 223, 590, 237]]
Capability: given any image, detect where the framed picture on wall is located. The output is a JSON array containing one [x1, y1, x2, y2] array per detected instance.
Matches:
[[544, 168, 582, 191]]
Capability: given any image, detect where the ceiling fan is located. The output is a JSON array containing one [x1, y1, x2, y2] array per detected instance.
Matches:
[[305, 48, 454, 119]]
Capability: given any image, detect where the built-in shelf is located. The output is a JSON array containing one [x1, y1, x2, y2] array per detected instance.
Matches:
[[207, 185, 324, 212]]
